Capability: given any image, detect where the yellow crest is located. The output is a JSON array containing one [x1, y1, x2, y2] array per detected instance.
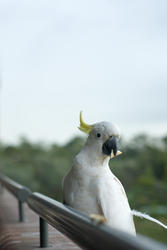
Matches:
[[78, 111, 93, 134]]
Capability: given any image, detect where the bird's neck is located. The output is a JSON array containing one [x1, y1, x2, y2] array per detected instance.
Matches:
[[76, 144, 110, 168]]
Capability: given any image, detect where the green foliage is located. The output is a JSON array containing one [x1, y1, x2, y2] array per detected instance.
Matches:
[[0, 134, 167, 243], [0, 136, 86, 201]]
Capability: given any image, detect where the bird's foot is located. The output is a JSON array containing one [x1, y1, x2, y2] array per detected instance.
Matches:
[[89, 214, 107, 224]]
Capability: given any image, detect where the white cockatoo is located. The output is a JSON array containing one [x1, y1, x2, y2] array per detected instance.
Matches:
[[63, 112, 167, 236]]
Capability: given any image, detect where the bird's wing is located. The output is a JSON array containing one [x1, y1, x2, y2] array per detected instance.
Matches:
[[97, 178, 129, 220], [96, 177, 136, 234]]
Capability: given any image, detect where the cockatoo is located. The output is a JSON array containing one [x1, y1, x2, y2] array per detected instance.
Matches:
[[63, 112, 167, 236]]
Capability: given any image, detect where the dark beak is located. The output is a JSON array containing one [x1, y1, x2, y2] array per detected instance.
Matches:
[[102, 136, 118, 156]]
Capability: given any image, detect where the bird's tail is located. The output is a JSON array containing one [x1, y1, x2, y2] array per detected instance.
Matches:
[[131, 210, 167, 229]]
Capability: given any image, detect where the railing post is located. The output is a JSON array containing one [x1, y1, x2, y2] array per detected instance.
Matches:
[[40, 217, 48, 248], [0, 183, 3, 194], [18, 200, 24, 222]]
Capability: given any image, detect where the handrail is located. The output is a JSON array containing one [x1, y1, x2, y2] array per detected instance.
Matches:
[[1, 173, 167, 250], [0, 174, 31, 202], [0, 174, 31, 221], [28, 192, 167, 250]]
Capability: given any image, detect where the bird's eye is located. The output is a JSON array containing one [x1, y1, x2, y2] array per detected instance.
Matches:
[[97, 133, 101, 138]]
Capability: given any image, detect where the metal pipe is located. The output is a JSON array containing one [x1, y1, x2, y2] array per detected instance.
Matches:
[[0, 183, 3, 194], [18, 200, 24, 222], [28, 192, 167, 250], [0, 174, 31, 222], [40, 217, 48, 248]]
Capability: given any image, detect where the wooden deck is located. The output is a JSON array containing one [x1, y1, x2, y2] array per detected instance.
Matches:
[[0, 189, 82, 250]]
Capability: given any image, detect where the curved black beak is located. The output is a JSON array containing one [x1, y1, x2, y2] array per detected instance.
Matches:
[[102, 136, 118, 156]]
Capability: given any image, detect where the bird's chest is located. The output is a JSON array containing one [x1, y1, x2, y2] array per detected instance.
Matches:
[[73, 168, 98, 194], [65, 168, 100, 211]]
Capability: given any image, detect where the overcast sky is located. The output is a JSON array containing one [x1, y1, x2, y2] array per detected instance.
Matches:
[[0, 0, 167, 144]]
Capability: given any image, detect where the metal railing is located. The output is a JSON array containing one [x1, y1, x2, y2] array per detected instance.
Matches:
[[0, 174, 167, 250], [27, 192, 167, 250], [0, 174, 31, 221]]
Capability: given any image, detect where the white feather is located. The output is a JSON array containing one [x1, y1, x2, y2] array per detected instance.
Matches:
[[132, 210, 167, 229]]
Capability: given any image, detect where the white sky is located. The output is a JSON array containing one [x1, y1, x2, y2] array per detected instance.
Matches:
[[0, 0, 167, 144]]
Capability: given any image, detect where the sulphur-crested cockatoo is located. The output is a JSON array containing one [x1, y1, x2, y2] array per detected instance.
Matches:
[[63, 112, 167, 236]]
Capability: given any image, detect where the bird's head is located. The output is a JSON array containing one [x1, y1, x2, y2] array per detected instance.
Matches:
[[78, 112, 122, 159]]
